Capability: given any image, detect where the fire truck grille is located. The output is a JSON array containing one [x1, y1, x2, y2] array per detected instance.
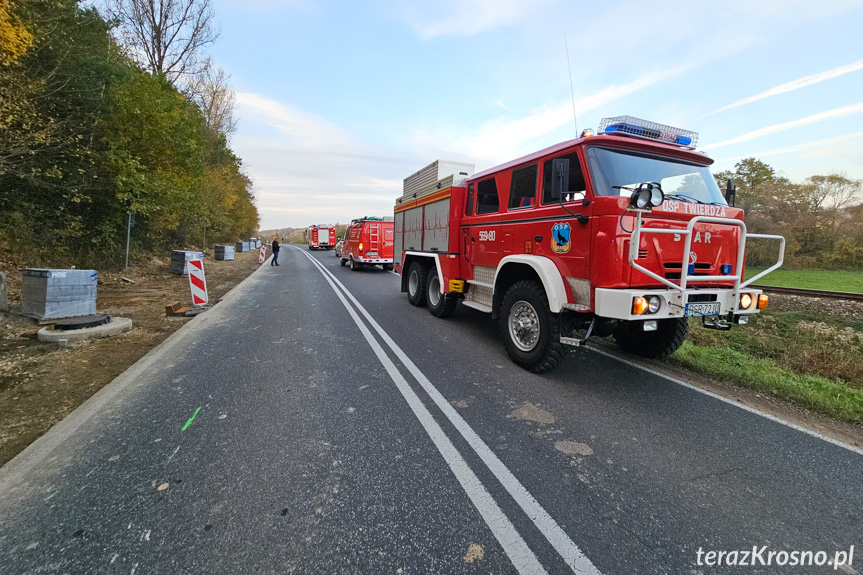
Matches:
[[637, 249, 648, 259], [662, 262, 712, 280]]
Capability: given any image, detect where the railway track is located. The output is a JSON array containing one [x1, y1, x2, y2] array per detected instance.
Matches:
[[751, 285, 863, 302]]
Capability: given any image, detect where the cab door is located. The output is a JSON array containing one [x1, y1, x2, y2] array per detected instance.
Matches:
[[462, 176, 503, 276], [534, 151, 594, 282]]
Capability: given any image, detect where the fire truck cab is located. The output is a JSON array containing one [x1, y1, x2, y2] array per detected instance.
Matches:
[[393, 116, 785, 372], [308, 224, 336, 250]]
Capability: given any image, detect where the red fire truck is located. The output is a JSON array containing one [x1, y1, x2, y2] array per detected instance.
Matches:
[[393, 116, 785, 372], [340, 216, 395, 271], [308, 224, 336, 250]]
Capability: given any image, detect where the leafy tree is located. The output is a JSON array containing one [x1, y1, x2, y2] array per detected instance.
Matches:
[[0, 0, 257, 267], [0, 0, 32, 64]]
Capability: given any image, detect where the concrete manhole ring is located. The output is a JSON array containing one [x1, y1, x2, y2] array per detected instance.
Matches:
[[37, 317, 133, 343]]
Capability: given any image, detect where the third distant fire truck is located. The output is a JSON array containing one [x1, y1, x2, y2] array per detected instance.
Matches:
[[393, 116, 785, 372], [308, 224, 336, 250]]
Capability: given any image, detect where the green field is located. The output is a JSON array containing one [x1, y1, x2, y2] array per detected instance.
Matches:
[[744, 268, 863, 293], [669, 309, 863, 424]]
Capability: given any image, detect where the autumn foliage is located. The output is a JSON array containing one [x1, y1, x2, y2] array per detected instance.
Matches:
[[0, 0, 258, 268]]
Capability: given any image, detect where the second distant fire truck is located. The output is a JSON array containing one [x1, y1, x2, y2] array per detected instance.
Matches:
[[340, 216, 395, 271], [308, 224, 336, 250], [393, 116, 785, 372]]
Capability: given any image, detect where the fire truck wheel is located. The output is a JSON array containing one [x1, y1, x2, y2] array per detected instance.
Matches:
[[407, 263, 428, 307], [350, 257, 363, 271], [500, 280, 565, 373], [427, 268, 457, 318], [614, 317, 688, 358], [340, 258, 347, 266]]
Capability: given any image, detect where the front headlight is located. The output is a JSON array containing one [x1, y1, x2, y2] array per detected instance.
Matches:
[[739, 293, 753, 310], [647, 295, 662, 314]]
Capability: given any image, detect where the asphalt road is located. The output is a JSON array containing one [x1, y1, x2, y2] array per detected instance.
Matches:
[[0, 247, 860, 574]]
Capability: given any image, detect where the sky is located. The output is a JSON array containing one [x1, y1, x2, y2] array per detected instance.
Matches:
[[206, 0, 863, 230]]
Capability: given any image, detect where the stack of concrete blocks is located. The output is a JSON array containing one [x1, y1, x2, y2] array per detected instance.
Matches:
[[214, 245, 235, 261], [20, 269, 98, 320], [170, 250, 204, 275]]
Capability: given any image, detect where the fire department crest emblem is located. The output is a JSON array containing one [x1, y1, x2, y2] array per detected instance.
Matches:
[[551, 222, 571, 254]]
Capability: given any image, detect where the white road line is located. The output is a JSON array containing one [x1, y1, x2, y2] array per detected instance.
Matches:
[[305, 252, 548, 575], [587, 347, 863, 456], [300, 249, 601, 575]]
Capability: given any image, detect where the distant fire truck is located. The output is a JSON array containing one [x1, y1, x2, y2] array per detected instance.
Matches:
[[340, 216, 395, 271], [308, 224, 336, 250], [393, 116, 785, 372]]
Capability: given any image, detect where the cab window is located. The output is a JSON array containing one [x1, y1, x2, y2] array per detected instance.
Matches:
[[476, 178, 499, 214], [465, 183, 475, 216], [509, 164, 538, 209], [542, 152, 586, 205]]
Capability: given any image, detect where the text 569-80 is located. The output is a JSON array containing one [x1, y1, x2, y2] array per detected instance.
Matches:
[[478, 230, 496, 241]]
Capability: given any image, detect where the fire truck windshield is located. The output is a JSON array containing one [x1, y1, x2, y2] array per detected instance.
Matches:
[[586, 146, 727, 205]]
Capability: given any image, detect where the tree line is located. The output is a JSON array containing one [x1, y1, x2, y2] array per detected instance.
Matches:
[[0, 0, 258, 269], [714, 159, 862, 269]]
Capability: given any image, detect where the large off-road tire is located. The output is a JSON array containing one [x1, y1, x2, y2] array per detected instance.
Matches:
[[426, 268, 458, 318], [614, 317, 688, 358], [406, 262, 428, 307], [340, 257, 347, 266], [350, 256, 362, 271], [499, 280, 565, 373]]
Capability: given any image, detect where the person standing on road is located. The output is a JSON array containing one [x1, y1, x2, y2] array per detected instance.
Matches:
[[271, 237, 281, 266]]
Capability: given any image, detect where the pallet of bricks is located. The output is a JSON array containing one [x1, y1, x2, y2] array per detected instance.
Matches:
[[20, 269, 98, 320], [170, 250, 204, 275]]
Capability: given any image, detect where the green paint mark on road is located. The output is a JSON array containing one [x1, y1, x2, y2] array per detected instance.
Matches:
[[182, 407, 202, 431]]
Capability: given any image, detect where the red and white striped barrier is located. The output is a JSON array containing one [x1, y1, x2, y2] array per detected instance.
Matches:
[[259, 244, 267, 264], [188, 259, 208, 305]]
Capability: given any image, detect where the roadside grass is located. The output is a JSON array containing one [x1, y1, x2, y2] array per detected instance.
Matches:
[[745, 268, 863, 293], [667, 310, 863, 424]]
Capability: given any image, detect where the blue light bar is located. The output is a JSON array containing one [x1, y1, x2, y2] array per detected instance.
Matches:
[[598, 115, 699, 148]]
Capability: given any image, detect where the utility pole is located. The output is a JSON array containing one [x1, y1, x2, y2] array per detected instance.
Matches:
[[125, 211, 135, 268]]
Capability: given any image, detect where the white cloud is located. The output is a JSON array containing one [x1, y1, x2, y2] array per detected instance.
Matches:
[[701, 103, 863, 150], [705, 60, 863, 116], [408, 66, 689, 168], [407, 0, 556, 38], [715, 131, 863, 163], [234, 94, 416, 229]]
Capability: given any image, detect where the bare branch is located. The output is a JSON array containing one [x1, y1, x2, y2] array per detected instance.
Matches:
[[108, 0, 219, 84], [183, 58, 238, 138]]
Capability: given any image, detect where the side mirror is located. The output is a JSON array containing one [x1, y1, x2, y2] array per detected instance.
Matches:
[[550, 158, 570, 201], [725, 179, 736, 207]]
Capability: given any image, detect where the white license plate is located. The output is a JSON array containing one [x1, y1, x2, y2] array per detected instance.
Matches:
[[686, 302, 721, 317], [367, 251, 378, 257]]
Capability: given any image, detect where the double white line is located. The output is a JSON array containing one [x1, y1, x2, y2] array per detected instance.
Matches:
[[298, 249, 601, 575]]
